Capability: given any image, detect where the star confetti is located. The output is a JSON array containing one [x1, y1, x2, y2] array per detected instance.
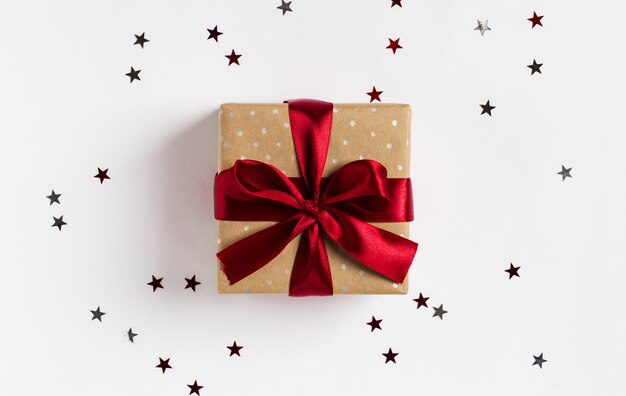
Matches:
[[46, 190, 61, 205], [480, 100, 496, 116], [528, 12, 544, 28], [474, 19, 491, 36], [382, 348, 398, 364], [133, 32, 149, 48], [188, 380, 204, 395], [367, 86, 383, 103], [413, 292, 430, 309], [432, 304, 448, 320], [227, 341, 243, 357], [366, 316, 383, 332], [390, 0, 402, 8], [225, 50, 242, 66], [185, 275, 201, 291], [127, 328, 138, 343], [90, 306, 105, 322], [148, 275, 164, 292], [125, 67, 141, 82], [386, 38, 402, 54], [277, 0, 292, 15], [206, 25, 223, 42], [51, 215, 67, 231], [533, 353, 547, 368], [505, 263, 521, 279], [527, 59, 543, 75], [94, 168, 110, 184], [557, 165, 572, 181], [156, 357, 172, 373]]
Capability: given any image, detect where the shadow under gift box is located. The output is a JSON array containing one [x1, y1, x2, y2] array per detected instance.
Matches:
[[216, 103, 413, 294]]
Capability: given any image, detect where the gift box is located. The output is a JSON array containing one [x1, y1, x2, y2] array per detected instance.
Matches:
[[214, 100, 417, 295]]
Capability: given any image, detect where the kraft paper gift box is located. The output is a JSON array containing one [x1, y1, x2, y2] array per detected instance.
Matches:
[[216, 102, 413, 294]]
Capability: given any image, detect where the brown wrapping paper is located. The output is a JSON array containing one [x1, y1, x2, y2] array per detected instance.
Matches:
[[216, 103, 413, 294]]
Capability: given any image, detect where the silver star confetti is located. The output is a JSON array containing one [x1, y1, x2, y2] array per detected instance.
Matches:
[[474, 19, 491, 36], [557, 165, 572, 181], [432, 304, 448, 320]]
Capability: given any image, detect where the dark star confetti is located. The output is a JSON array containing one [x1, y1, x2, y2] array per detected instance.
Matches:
[[148, 275, 164, 292], [366, 316, 383, 332], [528, 12, 544, 28], [90, 306, 105, 322], [367, 86, 383, 103], [46, 190, 61, 205], [480, 100, 496, 116], [390, 0, 402, 8], [474, 19, 491, 36], [386, 38, 402, 54], [156, 357, 172, 373], [185, 275, 201, 291], [127, 328, 138, 343], [277, 0, 292, 15], [527, 59, 543, 75], [382, 348, 398, 364], [51, 215, 67, 231], [533, 353, 547, 368], [125, 67, 141, 83], [188, 380, 204, 395], [432, 304, 448, 320], [557, 165, 572, 181], [227, 341, 243, 357], [133, 32, 149, 48], [94, 168, 110, 184], [413, 292, 430, 309], [225, 50, 242, 66], [206, 25, 223, 42], [505, 263, 521, 279]]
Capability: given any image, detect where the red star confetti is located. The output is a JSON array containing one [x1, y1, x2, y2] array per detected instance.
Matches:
[[413, 292, 430, 309], [147, 275, 164, 291], [185, 275, 201, 291], [225, 50, 242, 66], [367, 86, 383, 102], [156, 357, 172, 373], [94, 168, 110, 183], [505, 263, 521, 279], [386, 38, 402, 54], [206, 25, 223, 42], [382, 348, 398, 363], [227, 341, 243, 356], [366, 316, 383, 332], [527, 12, 543, 28], [188, 380, 204, 395], [390, 0, 402, 7]]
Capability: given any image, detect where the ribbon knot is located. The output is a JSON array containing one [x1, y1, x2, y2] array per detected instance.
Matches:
[[214, 99, 418, 296]]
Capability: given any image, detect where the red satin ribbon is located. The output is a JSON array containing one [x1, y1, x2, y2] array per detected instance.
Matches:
[[214, 99, 418, 296]]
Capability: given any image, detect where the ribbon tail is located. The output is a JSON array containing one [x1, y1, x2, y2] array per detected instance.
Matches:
[[289, 223, 334, 297], [217, 215, 314, 285], [319, 208, 418, 283]]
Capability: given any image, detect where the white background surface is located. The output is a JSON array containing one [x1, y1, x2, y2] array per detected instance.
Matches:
[[1, 0, 625, 395]]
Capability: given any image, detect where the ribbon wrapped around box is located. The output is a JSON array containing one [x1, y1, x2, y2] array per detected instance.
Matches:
[[214, 99, 418, 296]]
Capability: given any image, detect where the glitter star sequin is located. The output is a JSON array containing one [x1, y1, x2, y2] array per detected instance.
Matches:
[[432, 304, 448, 320], [225, 50, 242, 66], [527, 59, 543, 75], [46, 190, 61, 205], [133, 32, 149, 48], [557, 165, 572, 181], [206, 25, 223, 42], [528, 12, 544, 28], [366, 316, 383, 332], [125, 67, 141, 82], [386, 38, 402, 54], [367, 86, 383, 102], [413, 292, 430, 309], [227, 341, 243, 356], [382, 348, 398, 364], [51, 215, 67, 231], [505, 263, 521, 279], [480, 100, 496, 116], [533, 353, 547, 368], [156, 357, 172, 373], [90, 306, 105, 322], [276, 0, 292, 15], [474, 19, 491, 36], [148, 275, 164, 292], [185, 275, 201, 291], [94, 168, 110, 183]]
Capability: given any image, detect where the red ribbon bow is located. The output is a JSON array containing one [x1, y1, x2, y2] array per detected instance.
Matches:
[[214, 99, 418, 296]]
